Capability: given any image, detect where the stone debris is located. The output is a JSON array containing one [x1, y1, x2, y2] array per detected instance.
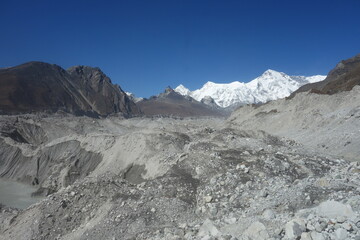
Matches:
[[0, 110, 359, 240]]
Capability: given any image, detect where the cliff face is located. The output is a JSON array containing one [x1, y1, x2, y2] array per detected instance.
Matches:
[[67, 65, 140, 116], [0, 62, 140, 116], [292, 54, 360, 96]]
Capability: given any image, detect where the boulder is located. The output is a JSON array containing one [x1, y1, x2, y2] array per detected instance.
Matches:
[[198, 219, 221, 237], [243, 221, 269, 240], [317, 200, 355, 218], [285, 218, 306, 239]]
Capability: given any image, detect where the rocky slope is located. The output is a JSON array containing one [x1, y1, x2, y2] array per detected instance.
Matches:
[[293, 53, 360, 96], [68, 66, 140, 116], [229, 86, 360, 162], [175, 70, 326, 108], [0, 62, 140, 117], [137, 87, 225, 117]]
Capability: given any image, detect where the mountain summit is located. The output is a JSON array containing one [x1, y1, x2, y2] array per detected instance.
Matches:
[[175, 70, 326, 108]]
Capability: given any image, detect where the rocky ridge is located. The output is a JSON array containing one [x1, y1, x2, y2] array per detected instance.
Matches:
[[0, 62, 140, 117], [136, 87, 225, 117], [293, 53, 360, 96]]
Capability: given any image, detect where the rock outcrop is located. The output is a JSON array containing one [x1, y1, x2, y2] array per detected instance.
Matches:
[[67, 66, 139, 116]]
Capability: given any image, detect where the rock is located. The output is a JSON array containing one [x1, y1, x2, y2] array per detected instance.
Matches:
[[245, 181, 252, 188], [204, 196, 213, 203], [262, 209, 276, 219], [314, 221, 327, 232], [306, 222, 315, 231], [60, 200, 67, 208], [208, 204, 218, 216], [310, 231, 326, 240], [334, 228, 347, 240], [317, 200, 355, 218], [200, 236, 215, 240], [223, 217, 237, 224], [259, 189, 268, 198], [198, 219, 221, 237], [340, 222, 352, 231], [243, 221, 269, 240], [300, 232, 312, 240], [336, 216, 346, 223], [285, 218, 306, 239], [317, 178, 330, 187]]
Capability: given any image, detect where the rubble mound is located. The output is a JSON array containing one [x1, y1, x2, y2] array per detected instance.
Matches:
[[0, 113, 359, 239]]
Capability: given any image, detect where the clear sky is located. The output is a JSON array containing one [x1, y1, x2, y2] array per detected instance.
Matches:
[[1, 0, 360, 97]]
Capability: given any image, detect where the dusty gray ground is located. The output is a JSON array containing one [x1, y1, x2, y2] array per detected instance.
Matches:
[[229, 86, 360, 162], [1, 87, 360, 240]]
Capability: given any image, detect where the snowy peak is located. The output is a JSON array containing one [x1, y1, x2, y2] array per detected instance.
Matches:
[[175, 70, 326, 108], [125, 92, 143, 103], [174, 84, 191, 96], [261, 69, 287, 78]]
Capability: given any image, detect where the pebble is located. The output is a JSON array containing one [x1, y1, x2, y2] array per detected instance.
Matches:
[[204, 196, 213, 203]]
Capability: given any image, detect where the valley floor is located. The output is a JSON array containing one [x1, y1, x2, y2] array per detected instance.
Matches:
[[1, 87, 360, 240]]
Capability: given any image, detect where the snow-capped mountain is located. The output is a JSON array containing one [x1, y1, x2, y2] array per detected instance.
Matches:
[[174, 70, 326, 108], [125, 92, 143, 103], [175, 84, 191, 96]]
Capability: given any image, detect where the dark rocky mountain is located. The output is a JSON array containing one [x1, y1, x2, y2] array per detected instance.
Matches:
[[137, 87, 226, 117], [68, 66, 139, 116], [200, 96, 220, 109], [292, 53, 360, 96], [0, 62, 140, 116]]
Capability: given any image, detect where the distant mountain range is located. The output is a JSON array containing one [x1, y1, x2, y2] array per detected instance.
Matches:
[[136, 87, 225, 117], [1, 54, 359, 117], [175, 70, 326, 108]]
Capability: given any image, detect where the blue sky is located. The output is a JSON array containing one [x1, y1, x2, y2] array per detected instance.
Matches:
[[1, 0, 360, 97]]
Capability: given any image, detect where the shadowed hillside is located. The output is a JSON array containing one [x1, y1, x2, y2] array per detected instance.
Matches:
[[292, 53, 360, 96], [0, 62, 140, 117]]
